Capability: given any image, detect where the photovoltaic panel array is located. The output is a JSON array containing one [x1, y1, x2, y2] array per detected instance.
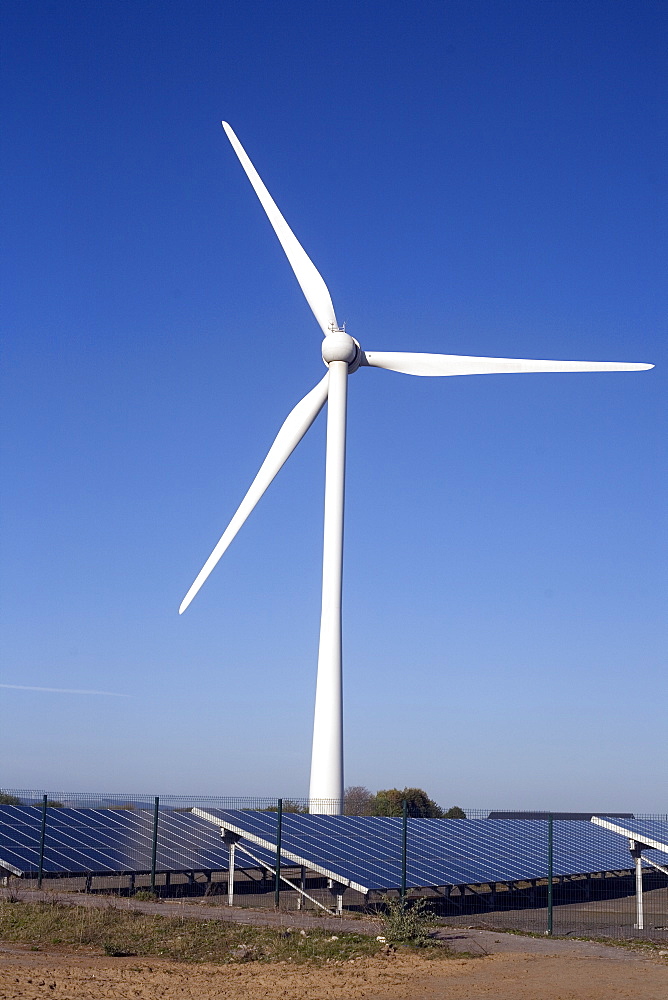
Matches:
[[0, 806, 277, 877], [194, 809, 657, 894], [592, 816, 668, 867]]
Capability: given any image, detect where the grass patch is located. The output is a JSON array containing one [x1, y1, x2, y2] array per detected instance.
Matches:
[[468, 924, 668, 956], [0, 901, 382, 965], [569, 935, 668, 958]]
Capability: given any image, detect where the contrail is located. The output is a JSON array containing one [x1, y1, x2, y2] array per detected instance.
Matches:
[[0, 683, 130, 698]]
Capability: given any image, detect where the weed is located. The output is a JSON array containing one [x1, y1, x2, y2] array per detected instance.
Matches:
[[103, 942, 137, 957], [379, 896, 438, 946]]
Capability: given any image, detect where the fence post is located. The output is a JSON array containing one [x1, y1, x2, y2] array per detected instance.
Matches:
[[37, 794, 47, 889], [547, 813, 553, 935], [401, 799, 408, 902], [274, 798, 283, 909], [150, 796, 159, 893]]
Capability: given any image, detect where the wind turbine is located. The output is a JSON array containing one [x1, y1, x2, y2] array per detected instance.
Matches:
[[180, 122, 653, 815]]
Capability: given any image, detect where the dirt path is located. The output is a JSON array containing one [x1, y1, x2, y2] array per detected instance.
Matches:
[[1, 941, 666, 999], [2, 889, 665, 957], [1, 890, 666, 998]]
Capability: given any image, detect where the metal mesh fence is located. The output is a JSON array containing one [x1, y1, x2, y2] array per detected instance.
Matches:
[[433, 815, 668, 941], [1, 790, 666, 941]]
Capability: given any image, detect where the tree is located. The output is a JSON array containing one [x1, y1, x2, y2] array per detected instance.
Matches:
[[371, 788, 444, 818], [264, 799, 308, 813], [443, 806, 466, 819], [0, 792, 21, 805], [344, 785, 374, 816]]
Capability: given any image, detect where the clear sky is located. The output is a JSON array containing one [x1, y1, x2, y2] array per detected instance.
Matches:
[[1, 0, 665, 810]]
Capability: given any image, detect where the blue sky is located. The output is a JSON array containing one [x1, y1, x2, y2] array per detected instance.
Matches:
[[1, 0, 665, 809]]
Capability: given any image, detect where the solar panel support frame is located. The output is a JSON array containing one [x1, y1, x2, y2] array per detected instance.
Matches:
[[644, 856, 668, 877], [330, 882, 344, 914], [232, 839, 332, 913], [192, 808, 369, 893], [297, 865, 306, 910], [629, 840, 645, 930], [222, 830, 241, 906], [591, 816, 668, 855], [591, 815, 668, 932]]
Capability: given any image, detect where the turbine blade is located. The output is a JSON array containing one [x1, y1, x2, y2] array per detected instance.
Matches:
[[222, 122, 338, 336], [179, 373, 329, 614], [362, 351, 654, 377]]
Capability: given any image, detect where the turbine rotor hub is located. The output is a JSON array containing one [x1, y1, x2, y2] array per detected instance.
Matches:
[[322, 330, 361, 372]]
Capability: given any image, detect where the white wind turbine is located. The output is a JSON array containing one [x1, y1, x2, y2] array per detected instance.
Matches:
[[180, 122, 653, 814]]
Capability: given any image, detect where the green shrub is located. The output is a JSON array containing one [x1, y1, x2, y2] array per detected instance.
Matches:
[[371, 789, 444, 818], [264, 799, 308, 813], [380, 896, 438, 946]]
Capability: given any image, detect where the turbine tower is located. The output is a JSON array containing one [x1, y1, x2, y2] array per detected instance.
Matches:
[[179, 123, 653, 815]]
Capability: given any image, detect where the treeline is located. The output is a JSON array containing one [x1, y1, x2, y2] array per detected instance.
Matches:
[[0, 793, 63, 807], [343, 786, 465, 818], [271, 788, 465, 817], [0, 789, 466, 818]]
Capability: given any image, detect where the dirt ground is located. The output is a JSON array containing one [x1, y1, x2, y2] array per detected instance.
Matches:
[[1, 941, 667, 1000]]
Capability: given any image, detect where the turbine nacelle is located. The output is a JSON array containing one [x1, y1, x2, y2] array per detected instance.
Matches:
[[321, 331, 362, 372]]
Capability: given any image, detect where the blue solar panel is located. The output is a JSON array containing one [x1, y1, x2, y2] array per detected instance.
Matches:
[[4, 806, 665, 889], [195, 809, 664, 893], [592, 816, 668, 867], [0, 806, 278, 877]]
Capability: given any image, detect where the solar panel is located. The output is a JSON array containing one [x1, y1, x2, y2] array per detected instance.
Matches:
[[4, 805, 664, 890], [0, 806, 277, 877], [591, 816, 668, 866], [194, 809, 654, 894]]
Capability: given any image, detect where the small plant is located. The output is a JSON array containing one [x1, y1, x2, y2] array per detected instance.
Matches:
[[103, 941, 137, 957], [132, 890, 158, 902], [380, 895, 438, 946]]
